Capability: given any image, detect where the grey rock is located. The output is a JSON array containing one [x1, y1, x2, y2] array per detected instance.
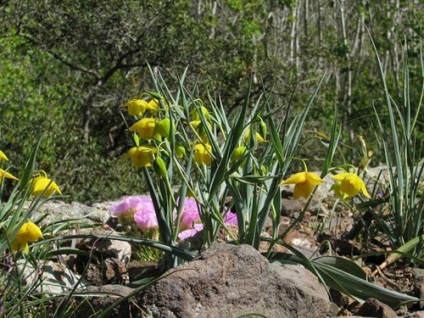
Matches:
[[16, 259, 90, 294], [74, 284, 138, 317], [138, 243, 336, 318], [402, 311, 424, 318], [414, 268, 424, 309], [37, 200, 112, 223], [76, 228, 132, 264]]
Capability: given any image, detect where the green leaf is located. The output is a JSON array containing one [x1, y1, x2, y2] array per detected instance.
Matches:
[[269, 251, 419, 307], [313, 256, 366, 280], [312, 260, 418, 307]]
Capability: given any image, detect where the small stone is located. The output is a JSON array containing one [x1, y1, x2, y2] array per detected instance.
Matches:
[[355, 298, 398, 318], [103, 257, 129, 284]]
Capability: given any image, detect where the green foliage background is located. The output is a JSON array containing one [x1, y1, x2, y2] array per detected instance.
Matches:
[[0, 0, 423, 204]]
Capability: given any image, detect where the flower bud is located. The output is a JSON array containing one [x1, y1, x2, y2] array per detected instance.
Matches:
[[259, 117, 267, 139], [153, 156, 168, 178], [155, 118, 171, 138], [231, 146, 247, 163], [175, 145, 186, 159]]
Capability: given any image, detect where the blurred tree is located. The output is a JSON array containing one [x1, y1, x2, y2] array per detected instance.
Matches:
[[0, 0, 423, 203]]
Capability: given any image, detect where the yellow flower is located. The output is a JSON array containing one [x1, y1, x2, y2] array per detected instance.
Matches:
[[194, 143, 212, 165], [243, 129, 267, 143], [122, 99, 149, 116], [331, 172, 370, 199], [129, 118, 158, 140], [189, 106, 212, 139], [122, 146, 158, 168], [256, 132, 267, 143], [0, 150, 9, 161], [231, 146, 247, 163], [278, 171, 324, 199], [0, 169, 19, 181], [190, 106, 211, 125], [330, 181, 345, 199], [10, 220, 43, 253], [31, 176, 62, 197], [146, 98, 161, 115]]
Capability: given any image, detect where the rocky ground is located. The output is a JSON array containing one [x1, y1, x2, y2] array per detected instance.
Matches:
[[21, 167, 424, 317]]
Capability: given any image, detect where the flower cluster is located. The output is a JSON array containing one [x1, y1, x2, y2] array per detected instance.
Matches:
[[109, 195, 237, 241], [1, 148, 62, 255], [121, 94, 372, 206], [0, 149, 62, 198], [121, 95, 267, 168], [121, 96, 171, 168], [279, 169, 370, 200]]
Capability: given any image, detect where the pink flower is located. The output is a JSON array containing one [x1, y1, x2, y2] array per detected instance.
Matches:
[[224, 211, 238, 226], [178, 223, 204, 240], [109, 196, 152, 226], [179, 197, 201, 230], [133, 197, 158, 233], [109, 196, 147, 216]]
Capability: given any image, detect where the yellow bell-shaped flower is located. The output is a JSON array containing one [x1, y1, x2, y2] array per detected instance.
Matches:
[[146, 98, 161, 115], [331, 172, 370, 199], [0, 150, 9, 162], [243, 129, 267, 143], [31, 176, 62, 197], [10, 220, 43, 253], [0, 169, 19, 181], [129, 118, 159, 140], [193, 143, 212, 166], [122, 99, 149, 116], [231, 146, 247, 164], [279, 171, 324, 199], [122, 146, 158, 168], [190, 106, 211, 124]]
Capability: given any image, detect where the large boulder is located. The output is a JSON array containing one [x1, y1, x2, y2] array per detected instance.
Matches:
[[138, 243, 336, 318]]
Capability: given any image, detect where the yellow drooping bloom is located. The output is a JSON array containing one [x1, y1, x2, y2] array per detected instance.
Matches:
[[10, 220, 43, 253], [122, 99, 149, 116], [331, 172, 370, 199], [129, 118, 158, 140], [189, 106, 211, 127], [146, 98, 161, 115], [231, 146, 247, 163], [0, 169, 19, 181], [30, 176, 62, 197], [122, 146, 158, 168], [189, 106, 212, 139], [193, 143, 212, 165], [243, 129, 267, 143], [0, 150, 9, 161], [278, 171, 324, 199]]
